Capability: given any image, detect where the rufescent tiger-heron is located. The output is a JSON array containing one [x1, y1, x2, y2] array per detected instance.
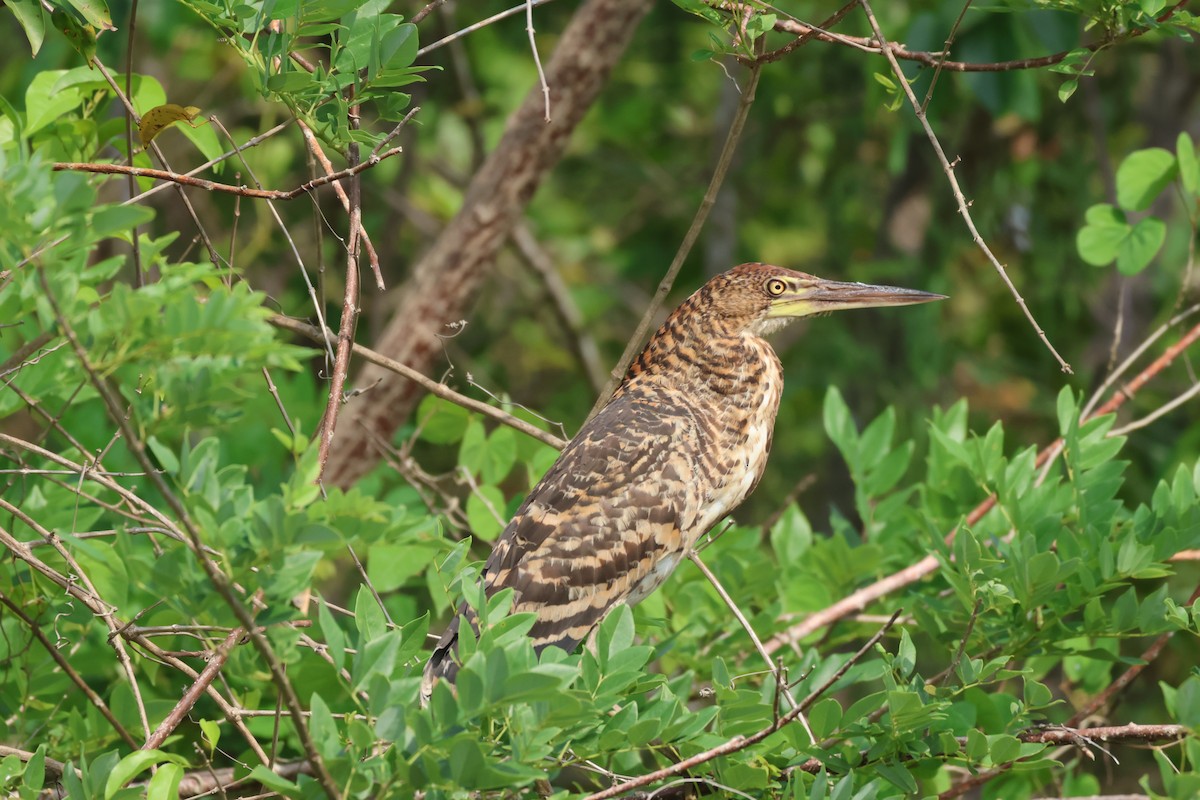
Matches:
[[422, 263, 944, 698]]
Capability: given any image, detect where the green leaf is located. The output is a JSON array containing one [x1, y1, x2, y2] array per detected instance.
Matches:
[[808, 697, 843, 739], [353, 630, 402, 691], [1077, 203, 1166, 274], [1175, 675, 1200, 728], [318, 596, 347, 671], [308, 693, 339, 760], [25, 69, 85, 135], [198, 719, 220, 757], [874, 760, 918, 793], [246, 765, 301, 799], [1076, 204, 1129, 266], [481, 426, 517, 484], [823, 386, 857, 463], [380, 23, 418, 69], [770, 503, 813, 567], [146, 763, 182, 800], [597, 604, 635, 667], [367, 540, 440, 592], [146, 435, 180, 474], [459, 419, 487, 474], [1179, 133, 1199, 197], [466, 485, 507, 540], [65, 0, 114, 31], [8, 0, 48, 55], [989, 733, 1021, 765], [1056, 386, 1077, 434], [104, 751, 187, 799], [1116, 217, 1167, 275], [354, 584, 387, 642], [1116, 148, 1178, 211], [1057, 78, 1078, 103], [22, 745, 45, 792]]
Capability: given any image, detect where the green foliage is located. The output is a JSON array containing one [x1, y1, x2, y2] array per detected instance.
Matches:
[[175, 0, 430, 147], [3, 0, 1200, 798], [1076, 135, 1196, 275]]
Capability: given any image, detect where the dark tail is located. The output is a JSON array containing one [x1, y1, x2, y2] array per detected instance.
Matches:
[[420, 613, 463, 706]]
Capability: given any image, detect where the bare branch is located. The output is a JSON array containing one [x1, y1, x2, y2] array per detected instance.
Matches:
[[143, 629, 242, 750], [54, 146, 403, 201]]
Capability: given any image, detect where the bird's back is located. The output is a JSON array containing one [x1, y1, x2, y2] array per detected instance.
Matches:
[[423, 284, 785, 695]]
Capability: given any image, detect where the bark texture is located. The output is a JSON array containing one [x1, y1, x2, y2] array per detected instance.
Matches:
[[325, 0, 653, 487]]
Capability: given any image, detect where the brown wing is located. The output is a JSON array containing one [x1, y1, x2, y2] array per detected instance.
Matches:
[[423, 392, 700, 690]]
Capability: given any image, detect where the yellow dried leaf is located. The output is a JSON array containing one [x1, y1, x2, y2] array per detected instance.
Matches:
[[138, 103, 202, 148]]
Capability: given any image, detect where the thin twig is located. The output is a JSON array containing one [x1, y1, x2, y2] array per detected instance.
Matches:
[[1082, 303, 1200, 419], [526, 0, 551, 121], [1108, 379, 1200, 436], [410, 0, 448, 25], [589, 51, 765, 420], [752, 0, 856, 65], [315, 117, 363, 485], [34, 270, 341, 799], [1067, 582, 1200, 726], [416, 0, 560, 57], [688, 549, 814, 741], [920, 0, 972, 113], [298, 119, 384, 290], [510, 224, 607, 394], [582, 614, 899, 800], [268, 315, 567, 450], [124, 121, 294, 205], [859, 0, 1071, 374], [0, 497, 153, 739], [90, 57, 223, 267], [0, 589, 139, 749], [54, 147, 403, 200], [733, 0, 1189, 72]]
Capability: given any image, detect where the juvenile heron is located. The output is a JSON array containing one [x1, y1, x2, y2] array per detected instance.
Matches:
[[423, 263, 943, 694]]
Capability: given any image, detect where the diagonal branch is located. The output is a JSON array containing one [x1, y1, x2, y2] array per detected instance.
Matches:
[[859, 0, 1072, 374], [269, 315, 566, 450], [589, 52, 764, 420]]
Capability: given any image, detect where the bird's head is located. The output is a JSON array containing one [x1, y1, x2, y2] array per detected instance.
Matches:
[[702, 263, 946, 337]]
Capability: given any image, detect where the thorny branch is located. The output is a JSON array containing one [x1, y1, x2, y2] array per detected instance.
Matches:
[[315, 116, 364, 486], [859, 0, 1072, 374], [54, 147, 404, 201], [720, 0, 1190, 71]]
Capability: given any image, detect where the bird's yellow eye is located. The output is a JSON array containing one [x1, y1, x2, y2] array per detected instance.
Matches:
[[765, 278, 787, 297]]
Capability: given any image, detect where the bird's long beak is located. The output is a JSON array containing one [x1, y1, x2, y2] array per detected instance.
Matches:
[[768, 277, 946, 318]]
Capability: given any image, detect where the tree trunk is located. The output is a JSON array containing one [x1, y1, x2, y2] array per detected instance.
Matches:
[[325, 0, 653, 487]]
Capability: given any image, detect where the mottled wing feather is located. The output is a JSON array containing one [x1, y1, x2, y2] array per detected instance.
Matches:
[[424, 392, 700, 688]]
